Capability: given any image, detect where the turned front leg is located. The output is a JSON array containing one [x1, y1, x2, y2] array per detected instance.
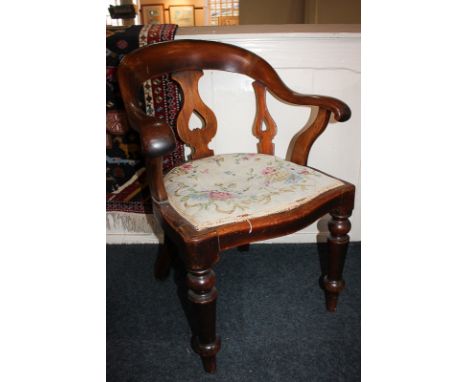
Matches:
[[187, 269, 221, 373], [323, 210, 352, 312]]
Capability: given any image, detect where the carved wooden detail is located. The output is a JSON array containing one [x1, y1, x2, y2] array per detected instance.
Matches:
[[252, 81, 277, 155], [323, 210, 352, 312], [171, 70, 217, 160], [286, 107, 331, 166], [187, 268, 218, 304], [187, 268, 221, 373]]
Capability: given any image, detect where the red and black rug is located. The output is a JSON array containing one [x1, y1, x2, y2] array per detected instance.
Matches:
[[106, 24, 185, 234]]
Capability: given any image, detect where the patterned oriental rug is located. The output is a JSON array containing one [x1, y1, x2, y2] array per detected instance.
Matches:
[[106, 24, 185, 236]]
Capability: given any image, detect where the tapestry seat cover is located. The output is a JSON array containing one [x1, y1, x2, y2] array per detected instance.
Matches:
[[164, 153, 344, 230]]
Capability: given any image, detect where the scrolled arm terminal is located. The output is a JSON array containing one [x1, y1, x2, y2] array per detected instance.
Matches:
[[126, 102, 176, 158]]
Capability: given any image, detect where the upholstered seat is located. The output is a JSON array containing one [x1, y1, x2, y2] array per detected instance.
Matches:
[[164, 153, 344, 230]]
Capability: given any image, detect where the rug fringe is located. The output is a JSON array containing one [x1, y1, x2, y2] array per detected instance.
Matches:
[[106, 211, 160, 234]]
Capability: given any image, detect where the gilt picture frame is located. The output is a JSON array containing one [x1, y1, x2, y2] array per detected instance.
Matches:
[[141, 4, 165, 25], [169, 5, 195, 27]]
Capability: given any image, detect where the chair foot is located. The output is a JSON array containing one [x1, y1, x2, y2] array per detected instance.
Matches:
[[202, 356, 217, 373], [191, 335, 221, 373], [323, 277, 345, 312], [187, 268, 220, 373], [323, 210, 351, 312]]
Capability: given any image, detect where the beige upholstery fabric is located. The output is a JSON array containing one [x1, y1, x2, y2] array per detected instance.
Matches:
[[164, 153, 343, 230]]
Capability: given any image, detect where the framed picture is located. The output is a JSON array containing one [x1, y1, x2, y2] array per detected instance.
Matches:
[[141, 4, 165, 25], [169, 5, 195, 27], [218, 16, 239, 26]]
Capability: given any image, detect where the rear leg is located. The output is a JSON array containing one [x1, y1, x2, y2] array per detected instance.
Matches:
[[154, 233, 176, 280]]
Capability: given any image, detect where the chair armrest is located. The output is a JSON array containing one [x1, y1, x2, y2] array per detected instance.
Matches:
[[139, 121, 176, 158], [273, 88, 351, 122], [125, 101, 176, 158]]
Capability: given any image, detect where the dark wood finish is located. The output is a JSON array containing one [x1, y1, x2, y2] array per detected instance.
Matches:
[[146, 156, 168, 201], [118, 40, 351, 124], [154, 233, 176, 280], [117, 40, 355, 373], [323, 210, 352, 311], [187, 268, 220, 373], [286, 108, 331, 166], [252, 81, 277, 155], [124, 101, 176, 159]]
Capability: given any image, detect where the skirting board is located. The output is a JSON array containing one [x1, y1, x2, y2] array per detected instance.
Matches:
[[106, 212, 359, 244], [106, 211, 330, 244], [106, 231, 330, 245]]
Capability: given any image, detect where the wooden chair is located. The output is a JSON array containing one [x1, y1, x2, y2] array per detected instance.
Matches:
[[117, 40, 355, 373]]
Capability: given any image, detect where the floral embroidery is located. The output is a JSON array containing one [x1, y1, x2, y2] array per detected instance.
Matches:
[[209, 191, 234, 200], [261, 166, 276, 175], [164, 153, 343, 230]]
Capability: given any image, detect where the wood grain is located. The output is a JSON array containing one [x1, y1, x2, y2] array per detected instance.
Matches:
[[252, 81, 277, 155], [286, 108, 331, 166], [171, 70, 217, 160]]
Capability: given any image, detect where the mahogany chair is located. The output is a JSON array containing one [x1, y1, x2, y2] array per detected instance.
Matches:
[[117, 40, 355, 373]]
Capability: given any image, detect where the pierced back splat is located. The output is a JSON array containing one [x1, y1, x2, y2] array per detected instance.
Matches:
[[171, 70, 217, 160], [252, 81, 277, 155]]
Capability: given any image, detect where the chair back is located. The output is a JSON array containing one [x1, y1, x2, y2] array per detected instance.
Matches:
[[118, 40, 291, 158]]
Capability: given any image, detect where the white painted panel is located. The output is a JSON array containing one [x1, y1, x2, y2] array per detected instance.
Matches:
[[207, 70, 258, 154], [176, 33, 361, 72]]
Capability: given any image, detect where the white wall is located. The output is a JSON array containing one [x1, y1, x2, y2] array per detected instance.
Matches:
[[107, 26, 361, 244]]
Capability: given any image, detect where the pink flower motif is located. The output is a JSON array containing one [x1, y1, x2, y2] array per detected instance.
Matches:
[[209, 191, 234, 200], [242, 153, 256, 160], [261, 166, 276, 175], [181, 163, 193, 170], [299, 169, 311, 175]]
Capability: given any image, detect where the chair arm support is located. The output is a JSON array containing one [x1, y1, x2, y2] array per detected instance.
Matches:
[[286, 108, 332, 166], [125, 101, 177, 158], [273, 87, 351, 165], [124, 102, 177, 202]]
